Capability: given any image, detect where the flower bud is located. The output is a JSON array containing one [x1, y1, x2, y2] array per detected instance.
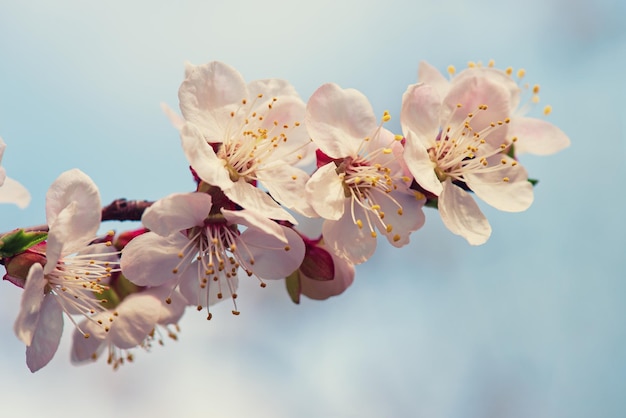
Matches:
[[3, 242, 47, 289]]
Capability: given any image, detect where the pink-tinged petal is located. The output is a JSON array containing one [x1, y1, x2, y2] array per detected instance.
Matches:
[[121, 232, 189, 287], [0, 177, 31, 208], [438, 180, 491, 245], [147, 286, 186, 325], [142, 192, 212, 236], [178, 261, 237, 307], [442, 71, 512, 139], [71, 321, 105, 363], [305, 163, 346, 220], [222, 208, 287, 243], [14, 263, 46, 345], [25, 295, 63, 372], [454, 67, 521, 111], [248, 78, 300, 102], [401, 83, 443, 147], [417, 61, 451, 103], [306, 83, 377, 158], [223, 179, 297, 223], [300, 252, 355, 300], [238, 225, 305, 279], [161, 102, 185, 130], [45, 169, 101, 235], [178, 61, 247, 142], [255, 96, 309, 164], [466, 155, 533, 212], [180, 123, 233, 189], [109, 292, 161, 349], [375, 189, 426, 247], [508, 117, 571, 155], [45, 202, 79, 271], [322, 201, 377, 264], [403, 131, 442, 195], [0, 137, 5, 163], [256, 163, 315, 217], [465, 155, 534, 212]]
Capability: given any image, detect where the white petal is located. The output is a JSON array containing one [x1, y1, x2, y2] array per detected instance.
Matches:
[[508, 116, 571, 155], [375, 189, 426, 247], [417, 61, 451, 99], [403, 131, 442, 196], [442, 71, 512, 139], [71, 321, 105, 363], [401, 83, 442, 147], [223, 179, 297, 223], [466, 156, 534, 212], [161, 102, 186, 130], [178, 61, 247, 142], [238, 225, 305, 279], [25, 295, 63, 372], [306, 83, 377, 158], [179, 260, 238, 308], [254, 96, 310, 164], [180, 123, 233, 189], [45, 169, 101, 234], [109, 292, 162, 349], [248, 78, 300, 101], [13, 263, 46, 345], [222, 208, 287, 243], [146, 286, 187, 325], [305, 163, 346, 220], [121, 232, 189, 287], [322, 201, 376, 264], [142, 192, 212, 236], [0, 177, 31, 208], [256, 163, 315, 217], [438, 180, 491, 245]]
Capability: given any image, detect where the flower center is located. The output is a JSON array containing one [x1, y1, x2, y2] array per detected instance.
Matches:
[[47, 241, 121, 336], [219, 95, 304, 183], [429, 104, 513, 184], [336, 113, 414, 241]]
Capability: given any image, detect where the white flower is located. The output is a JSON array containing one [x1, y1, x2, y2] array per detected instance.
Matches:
[[176, 61, 315, 221], [401, 70, 534, 245], [0, 136, 30, 208], [71, 285, 186, 369], [305, 83, 426, 264], [13, 169, 117, 372], [121, 192, 305, 318], [418, 61, 570, 156]]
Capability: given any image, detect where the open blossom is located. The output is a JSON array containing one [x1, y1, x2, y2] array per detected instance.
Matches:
[[305, 83, 426, 264], [120, 192, 305, 319], [418, 61, 570, 156], [0, 136, 30, 208], [71, 285, 186, 369], [175, 61, 315, 222], [12, 169, 118, 372], [401, 69, 534, 245]]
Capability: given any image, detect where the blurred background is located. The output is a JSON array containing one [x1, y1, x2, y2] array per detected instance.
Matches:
[[0, 0, 624, 417]]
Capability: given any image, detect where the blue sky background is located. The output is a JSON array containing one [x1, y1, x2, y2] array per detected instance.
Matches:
[[0, 0, 625, 417]]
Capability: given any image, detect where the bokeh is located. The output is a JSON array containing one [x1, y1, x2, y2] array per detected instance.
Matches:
[[1, 0, 624, 417]]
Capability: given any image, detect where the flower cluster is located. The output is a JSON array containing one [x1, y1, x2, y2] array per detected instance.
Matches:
[[1, 59, 569, 371]]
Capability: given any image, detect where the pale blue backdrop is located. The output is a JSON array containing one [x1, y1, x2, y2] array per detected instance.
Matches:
[[0, 0, 624, 417]]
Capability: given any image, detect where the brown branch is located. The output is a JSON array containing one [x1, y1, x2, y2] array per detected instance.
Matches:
[[101, 199, 153, 222]]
